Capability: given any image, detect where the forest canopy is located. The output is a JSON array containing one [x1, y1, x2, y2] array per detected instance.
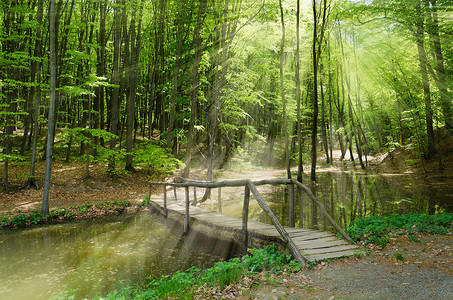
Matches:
[[1, 0, 452, 198]]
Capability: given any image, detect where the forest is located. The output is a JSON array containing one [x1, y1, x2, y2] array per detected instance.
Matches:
[[1, 0, 452, 213]]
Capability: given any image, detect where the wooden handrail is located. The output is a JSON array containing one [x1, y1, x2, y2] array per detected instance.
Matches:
[[148, 176, 355, 264]]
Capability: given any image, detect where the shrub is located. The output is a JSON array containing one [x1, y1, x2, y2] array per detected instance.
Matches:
[[346, 213, 453, 247], [133, 142, 183, 179], [95, 245, 300, 300]]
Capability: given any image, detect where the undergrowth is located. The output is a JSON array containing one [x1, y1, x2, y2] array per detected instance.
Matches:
[[89, 245, 301, 300], [346, 213, 453, 247], [0, 201, 132, 229]]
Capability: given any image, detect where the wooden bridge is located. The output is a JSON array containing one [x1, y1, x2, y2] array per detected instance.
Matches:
[[148, 177, 362, 264]]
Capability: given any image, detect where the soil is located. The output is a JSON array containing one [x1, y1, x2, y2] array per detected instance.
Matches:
[[0, 162, 150, 214], [233, 234, 452, 299]]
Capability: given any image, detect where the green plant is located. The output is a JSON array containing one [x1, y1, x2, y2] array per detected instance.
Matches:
[[408, 234, 422, 243], [394, 252, 405, 261], [133, 142, 183, 178], [11, 214, 28, 227], [95, 245, 300, 300], [242, 245, 291, 273], [140, 195, 150, 206], [346, 213, 453, 247]]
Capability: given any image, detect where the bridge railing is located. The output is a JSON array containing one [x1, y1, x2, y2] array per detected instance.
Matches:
[[148, 177, 353, 265]]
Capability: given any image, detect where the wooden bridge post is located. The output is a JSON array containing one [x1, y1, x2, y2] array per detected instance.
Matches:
[[148, 183, 152, 205], [184, 186, 190, 234], [193, 187, 197, 206], [173, 178, 178, 201], [288, 183, 295, 227], [242, 185, 250, 255], [218, 187, 222, 213], [163, 184, 168, 218]]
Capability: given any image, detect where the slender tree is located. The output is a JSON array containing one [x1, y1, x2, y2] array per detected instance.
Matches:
[[311, 0, 329, 182], [184, 0, 208, 178], [108, 0, 123, 173], [42, 0, 57, 215], [295, 0, 303, 182], [278, 0, 290, 181]]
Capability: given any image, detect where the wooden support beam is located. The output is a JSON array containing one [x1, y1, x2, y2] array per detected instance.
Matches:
[[173, 177, 292, 188], [242, 185, 250, 255], [163, 184, 167, 217], [193, 187, 197, 206], [184, 186, 189, 234], [218, 187, 222, 213], [247, 180, 307, 265], [148, 183, 152, 205], [288, 184, 295, 227]]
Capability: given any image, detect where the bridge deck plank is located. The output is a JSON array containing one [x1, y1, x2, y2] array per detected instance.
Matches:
[[149, 198, 362, 262]]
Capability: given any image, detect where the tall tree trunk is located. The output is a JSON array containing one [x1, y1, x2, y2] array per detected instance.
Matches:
[[426, 0, 452, 130], [168, 0, 186, 152], [108, 0, 123, 173], [320, 65, 330, 163], [95, 0, 108, 149], [295, 0, 303, 182], [42, 0, 57, 215], [279, 0, 290, 180], [184, 0, 207, 178], [126, 0, 144, 171], [25, 0, 44, 189], [415, 2, 436, 158], [327, 38, 334, 163], [310, 0, 329, 181]]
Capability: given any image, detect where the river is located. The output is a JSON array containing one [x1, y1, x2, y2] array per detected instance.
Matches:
[[0, 212, 240, 300]]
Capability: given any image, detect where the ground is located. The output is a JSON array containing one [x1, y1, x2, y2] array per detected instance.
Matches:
[[0, 162, 150, 213], [234, 234, 452, 299]]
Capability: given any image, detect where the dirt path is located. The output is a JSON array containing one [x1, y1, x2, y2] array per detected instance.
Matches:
[[241, 235, 452, 299]]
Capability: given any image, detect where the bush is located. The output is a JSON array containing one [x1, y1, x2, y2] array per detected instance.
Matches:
[[0, 201, 132, 229], [133, 142, 183, 179], [346, 213, 453, 247]]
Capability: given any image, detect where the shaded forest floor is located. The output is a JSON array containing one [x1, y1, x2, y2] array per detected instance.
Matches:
[[0, 162, 150, 214], [376, 127, 453, 177]]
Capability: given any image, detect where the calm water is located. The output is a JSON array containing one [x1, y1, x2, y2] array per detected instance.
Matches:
[[213, 169, 452, 230], [0, 212, 240, 300], [263, 170, 453, 229]]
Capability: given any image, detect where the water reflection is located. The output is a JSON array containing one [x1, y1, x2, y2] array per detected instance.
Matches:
[[261, 170, 453, 230], [0, 212, 239, 300]]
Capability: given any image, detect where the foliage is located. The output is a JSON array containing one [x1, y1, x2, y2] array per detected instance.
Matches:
[[242, 244, 292, 273], [93, 245, 300, 300], [346, 213, 453, 247], [0, 201, 132, 229], [133, 142, 183, 179]]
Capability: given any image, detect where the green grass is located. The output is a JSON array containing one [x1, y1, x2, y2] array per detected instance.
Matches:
[[88, 245, 301, 300], [345, 213, 453, 247]]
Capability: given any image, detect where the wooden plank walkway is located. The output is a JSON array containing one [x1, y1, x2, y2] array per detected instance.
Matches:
[[149, 198, 362, 262]]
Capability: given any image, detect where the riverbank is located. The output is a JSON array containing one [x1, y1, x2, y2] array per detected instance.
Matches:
[[0, 163, 150, 214]]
